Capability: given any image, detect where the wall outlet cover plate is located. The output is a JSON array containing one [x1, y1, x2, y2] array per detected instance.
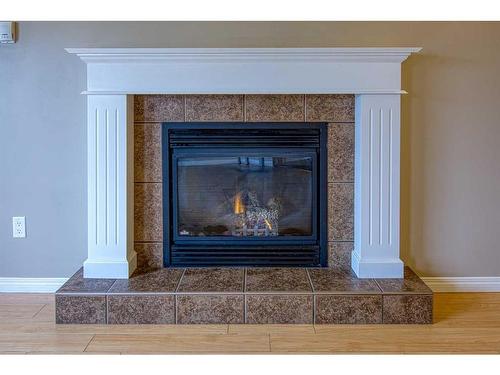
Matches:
[[12, 216, 26, 238]]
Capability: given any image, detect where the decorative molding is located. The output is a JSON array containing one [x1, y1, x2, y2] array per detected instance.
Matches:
[[352, 94, 403, 278], [66, 47, 421, 95], [84, 95, 136, 279], [81, 89, 409, 95], [421, 277, 500, 292], [66, 47, 422, 64], [83, 256, 137, 279], [0, 278, 68, 293]]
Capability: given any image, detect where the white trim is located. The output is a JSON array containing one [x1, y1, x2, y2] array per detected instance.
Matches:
[[352, 94, 403, 278], [66, 47, 422, 64], [83, 254, 137, 279], [84, 95, 136, 279], [81, 89, 409, 96], [351, 251, 404, 279], [66, 47, 421, 95], [0, 278, 68, 293], [421, 277, 500, 292]]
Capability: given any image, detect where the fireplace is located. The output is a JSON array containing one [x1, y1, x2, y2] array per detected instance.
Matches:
[[67, 47, 420, 279], [163, 123, 328, 267]]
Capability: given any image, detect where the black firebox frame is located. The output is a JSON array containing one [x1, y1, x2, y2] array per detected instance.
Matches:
[[162, 122, 328, 267]]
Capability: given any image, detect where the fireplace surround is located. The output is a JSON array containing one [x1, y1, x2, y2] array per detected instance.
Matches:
[[163, 123, 328, 267], [55, 47, 435, 326], [66, 47, 422, 279]]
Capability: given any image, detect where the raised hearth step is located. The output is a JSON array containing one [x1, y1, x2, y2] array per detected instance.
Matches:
[[55, 267, 432, 325]]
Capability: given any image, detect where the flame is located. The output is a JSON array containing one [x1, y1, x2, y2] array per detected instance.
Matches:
[[264, 218, 272, 230], [234, 192, 245, 214]]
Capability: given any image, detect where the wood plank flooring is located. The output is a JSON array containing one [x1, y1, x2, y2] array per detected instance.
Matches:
[[1, 292, 500, 354]]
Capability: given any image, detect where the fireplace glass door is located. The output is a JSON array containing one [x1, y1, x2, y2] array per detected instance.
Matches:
[[173, 150, 316, 241], [164, 123, 327, 267]]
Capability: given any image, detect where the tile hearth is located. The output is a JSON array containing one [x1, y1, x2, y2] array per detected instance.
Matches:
[[56, 267, 432, 325]]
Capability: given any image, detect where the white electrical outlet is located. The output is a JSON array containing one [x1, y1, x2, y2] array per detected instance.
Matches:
[[12, 216, 26, 238]]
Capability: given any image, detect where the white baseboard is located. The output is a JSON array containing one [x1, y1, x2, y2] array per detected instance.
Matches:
[[0, 278, 68, 293], [421, 277, 500, 292]]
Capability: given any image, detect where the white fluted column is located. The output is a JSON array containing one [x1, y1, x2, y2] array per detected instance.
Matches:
[[84, 95, 136, 278], [351, 94, 404, 278]]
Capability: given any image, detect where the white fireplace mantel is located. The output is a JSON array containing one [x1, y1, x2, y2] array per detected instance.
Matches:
[[67, 47, 421, 279]]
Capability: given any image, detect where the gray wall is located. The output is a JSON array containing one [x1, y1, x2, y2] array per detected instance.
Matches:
[[1, 22, 500, 278]]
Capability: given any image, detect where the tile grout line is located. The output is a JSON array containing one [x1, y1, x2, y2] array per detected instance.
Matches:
[[243, 95, 247, 122], [373, 278, 384, 293], [305, 269, 316, 324], [175, 269, 187, 293], [243, 268, 247, 323], [133, 121, 164, 125], [105, 278, 117, 325], [109, 291, 299, 296], [102, 289, 396, 296], [56, 292, 109, 296], [329, 181, 355, 184], [373, 279, 385, 323], [175, 294, 178, 324], [243, 267, 247, 292], [107, 279, 119, 294], [174, 269, 186, 325], [381, 294, 384, 324], [303, 94, 307, 122], [183, 95, 187, 122], [241, 95, 246, 122], [305, 268, 315, 293]]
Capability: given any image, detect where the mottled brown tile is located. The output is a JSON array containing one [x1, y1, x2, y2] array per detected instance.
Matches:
[[134, 183, 162, 242], [245, 95, 304, 122], [108, 268, 183, 294], [107, 295, 175, 324], [376, 267, 432, 294], [328, 123, 354, 182], [308, 268, 381, 294], [245, 268, 312, 293], [246, 295, 313, 324], [185, 95, 244, 122], [177, 295, 244, 324], [328, 183, 354, 241], [135, 242, 164, 272], [56, 268, 115, 294], [315, 295, 382, 324], [328, 242, 353, 270], [177, 268, 244, 293], [134, 123, 161, 183], [306, 94, 354, 122], [55, 295, 106, 324], [383, 295, 433, 324], [134, 95, 184, 122]]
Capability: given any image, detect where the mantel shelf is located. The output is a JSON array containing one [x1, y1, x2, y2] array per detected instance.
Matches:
[[66, 47, 421, 95], [66, 47, 422, 64]]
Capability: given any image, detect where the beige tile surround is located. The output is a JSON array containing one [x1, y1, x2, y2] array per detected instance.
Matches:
[[134, 94, 355, 271]]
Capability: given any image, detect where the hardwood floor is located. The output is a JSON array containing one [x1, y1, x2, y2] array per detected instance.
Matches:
[[1, 292, 500, 354]]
